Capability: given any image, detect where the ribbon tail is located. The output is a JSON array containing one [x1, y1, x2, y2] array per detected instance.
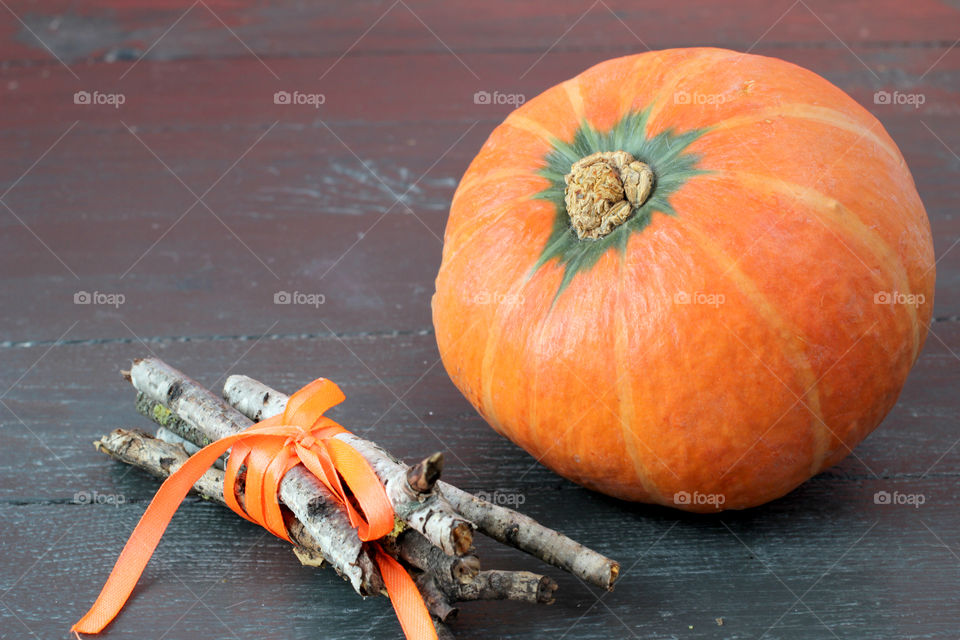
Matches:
[[374, 550, 439, 640], [71, 435, 243, 635]]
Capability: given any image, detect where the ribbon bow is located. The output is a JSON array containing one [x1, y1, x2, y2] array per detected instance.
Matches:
[[72, 378, 437, 640]]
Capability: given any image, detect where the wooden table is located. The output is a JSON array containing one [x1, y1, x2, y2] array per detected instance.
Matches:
[[1, 2, 957, 638]]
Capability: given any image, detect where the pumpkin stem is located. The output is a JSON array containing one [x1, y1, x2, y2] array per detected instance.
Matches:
[[563, 151, 654, 239]]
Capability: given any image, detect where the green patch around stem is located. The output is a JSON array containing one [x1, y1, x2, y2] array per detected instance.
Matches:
[[531, 108, 710, 300]]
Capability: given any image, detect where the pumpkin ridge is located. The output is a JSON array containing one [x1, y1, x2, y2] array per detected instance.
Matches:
[[612, 248, 661, 502], [478, 261, 544, 436], [679, 221, 830, 473], [643, 50, 742, 132], [617, 54, 660, 117], [503, 114, 560, 145], [723, 170, 920, 361], [442, 195, 536, 268], [455, 167, 535, 200], [521, 256, 571, 450], [562, 78, 586, 121], [526, 294, 550, 456], [709, 104, 901, 163]]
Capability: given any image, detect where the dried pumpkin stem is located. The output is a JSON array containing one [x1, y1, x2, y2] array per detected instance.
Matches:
[[564, 150, 653, 240]]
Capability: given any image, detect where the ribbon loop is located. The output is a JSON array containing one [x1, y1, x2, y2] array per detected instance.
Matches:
[[72, 378, 436, 640]]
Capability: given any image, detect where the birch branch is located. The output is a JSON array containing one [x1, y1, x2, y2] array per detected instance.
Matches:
[[115, 354, 621, 640], [413, 575, 459, 624], [437, 483, 619, 590], [223, 374, 473, 556], [391, 529, 481, 586], [222, 374, 620, 590], [127, 358, 381, 596], [95, 428, 328, 567], [96, 427, 548, 627], [454, 570, 557, 604], [95, 428, 459, 636], [138, 368, 472, 557], [153, 424, 484, 590]]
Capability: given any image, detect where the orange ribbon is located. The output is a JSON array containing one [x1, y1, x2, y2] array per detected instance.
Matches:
[[72, 378, 437, 640]]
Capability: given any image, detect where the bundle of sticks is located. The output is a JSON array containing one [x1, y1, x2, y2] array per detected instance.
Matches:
[[94, 357, 619, 638]]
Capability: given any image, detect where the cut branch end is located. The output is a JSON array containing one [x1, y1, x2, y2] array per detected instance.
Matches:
[[407, 451, 444, 493]]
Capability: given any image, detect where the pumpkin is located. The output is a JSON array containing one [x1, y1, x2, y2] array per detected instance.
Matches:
[[432, 48, 935, 512]]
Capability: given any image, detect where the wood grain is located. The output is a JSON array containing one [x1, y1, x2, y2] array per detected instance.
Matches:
[[1, 44, 957, 342], [1, 323, 957, 496], [1, 0, 958, 65], [1, 1, 958, 638]]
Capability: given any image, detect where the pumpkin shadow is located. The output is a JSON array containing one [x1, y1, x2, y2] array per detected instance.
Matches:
[[592, 467, 864, 529], [575, 469, 873, 615]]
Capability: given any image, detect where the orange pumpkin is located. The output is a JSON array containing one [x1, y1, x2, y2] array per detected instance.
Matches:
[[432, 48, 935, 512]]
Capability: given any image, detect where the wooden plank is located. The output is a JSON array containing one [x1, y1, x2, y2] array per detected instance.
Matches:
[[1, 324, 957, 503], [0, 120, 471, 342], [2, 46, 958, 131], [2, 3, 957, 639], [0, 46, 957, 341], [1, 477, 958, 638], [0, 0, 957, 64], [0, 137, 960, 342], [0, 122, 955, 342]]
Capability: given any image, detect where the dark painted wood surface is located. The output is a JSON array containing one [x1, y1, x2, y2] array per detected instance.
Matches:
[[1, 2, 958, 638]]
